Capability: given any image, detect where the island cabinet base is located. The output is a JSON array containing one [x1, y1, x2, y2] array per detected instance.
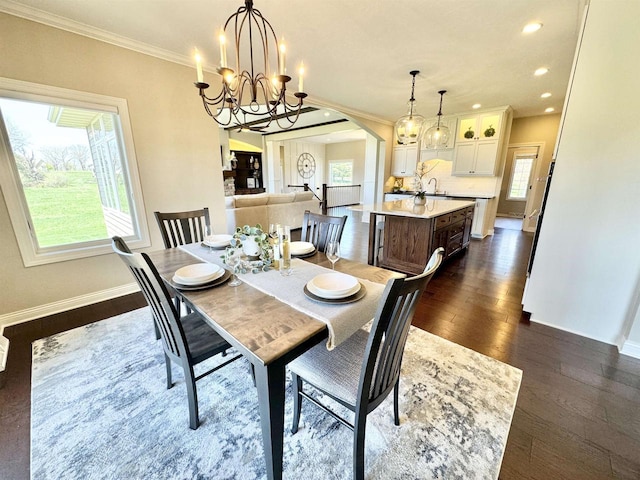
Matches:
[[368, 205, 474, 276], [378, 215, 434, 275]]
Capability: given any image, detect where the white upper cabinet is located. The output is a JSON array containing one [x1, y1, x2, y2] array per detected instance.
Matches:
[[392, 144, 419, 177], [452, 109, 510, 176], [456, 111, 502, 143]]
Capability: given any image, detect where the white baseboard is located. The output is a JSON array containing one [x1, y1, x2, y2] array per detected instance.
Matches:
[[0, 283, 140, 332], [620, 340, 640, 359], [530, 317, 618, 346]]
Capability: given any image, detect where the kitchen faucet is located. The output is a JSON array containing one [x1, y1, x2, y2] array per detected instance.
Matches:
[[427, 177, 438, 194]]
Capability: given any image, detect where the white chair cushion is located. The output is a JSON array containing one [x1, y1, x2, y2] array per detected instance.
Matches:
[[288, 328, 369, 406]]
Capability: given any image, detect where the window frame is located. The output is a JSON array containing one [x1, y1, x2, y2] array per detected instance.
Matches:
[[328, 159, 354, 186], [506, 154, 535, 202], [0, 77, 150, 267]]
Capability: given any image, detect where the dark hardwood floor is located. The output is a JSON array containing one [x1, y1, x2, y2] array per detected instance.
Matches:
[[1, 208, 639, 479]]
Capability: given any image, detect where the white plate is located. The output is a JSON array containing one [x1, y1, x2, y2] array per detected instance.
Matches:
[[307, 280, 361, 299], [203, 234, 233, 248], [289, 241, 315, 255], [174, 263, 222, 284], [308, 272, 359, 298], [173, 267, 225, 286]]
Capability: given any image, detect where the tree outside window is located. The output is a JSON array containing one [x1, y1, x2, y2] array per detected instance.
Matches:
[[329, 161, 353, 186]]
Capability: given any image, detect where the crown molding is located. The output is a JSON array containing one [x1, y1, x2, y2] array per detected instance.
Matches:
[[0, 0, 191, 68], [0, 1, 391, 127]]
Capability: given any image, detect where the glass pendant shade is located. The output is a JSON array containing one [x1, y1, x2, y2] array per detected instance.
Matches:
[[424, 122, 451, 149], [424, 89, 450, 150], [395, 70, 426, 145], [395, 101, 427, 144]]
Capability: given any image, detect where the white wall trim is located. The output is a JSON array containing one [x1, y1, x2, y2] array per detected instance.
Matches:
[[530, 316, 617, 346], [620, 340, 640, 360], [0, 283, 139, 332], [0, 0, 191, 68]]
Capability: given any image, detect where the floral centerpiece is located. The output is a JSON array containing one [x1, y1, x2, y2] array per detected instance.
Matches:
[[413, 161, 438, 204], [223, 224, 274, 273]]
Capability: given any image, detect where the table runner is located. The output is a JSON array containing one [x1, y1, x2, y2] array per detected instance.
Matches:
[[179, 243, 386, 349]]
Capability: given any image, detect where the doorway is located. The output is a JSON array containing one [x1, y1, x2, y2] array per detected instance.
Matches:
[[498, 144, 544, 232]]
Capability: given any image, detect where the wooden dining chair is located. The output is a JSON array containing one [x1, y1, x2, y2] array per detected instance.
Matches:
[[289, 247, 445, 480], [112, 236, 241, 430], [154, 207, 211, 249], [300, 210, 348, 252]]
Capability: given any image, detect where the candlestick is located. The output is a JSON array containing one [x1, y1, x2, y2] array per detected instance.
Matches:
[[279, 39, 286, 75], [195, 50, 204, 83], [219, 31, 227, 68], [298, 62, 304, 92]]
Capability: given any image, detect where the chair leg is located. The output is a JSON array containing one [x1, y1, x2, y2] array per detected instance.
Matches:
[[353, 414, 367, 480], [250, 363, 256, 387], [164, 353, 172, 389], [185, 365, 199, 430], [393, 378, 400, 426], [153, 319, 161, 340], [291, 373, 302, 434]]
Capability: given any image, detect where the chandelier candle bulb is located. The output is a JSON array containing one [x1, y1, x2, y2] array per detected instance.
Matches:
[[279, 40, 286, 75], [298, 62, 304, 92], [195, 50, 204, 83], [219, 31, 227, 68]]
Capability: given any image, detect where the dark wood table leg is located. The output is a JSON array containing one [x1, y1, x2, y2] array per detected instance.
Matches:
[[254, 362, 286, 480], [368, 212, 376, 266]]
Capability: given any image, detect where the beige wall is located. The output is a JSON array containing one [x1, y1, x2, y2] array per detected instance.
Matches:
[[506, 114, 560, 230], [0, 13, 225, 319], [325, 140, 366, 185]]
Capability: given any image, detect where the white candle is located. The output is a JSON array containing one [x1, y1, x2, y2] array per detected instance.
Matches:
[[195, 50, 203, 83], [279, 39, 286, 75], [298, 62, 304, 92], [219, 31, 227, 68]]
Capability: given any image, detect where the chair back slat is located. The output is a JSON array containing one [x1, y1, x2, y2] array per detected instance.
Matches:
[[359, 248, 445, 405], [301, 210, 347, 252], [154, 208, 210, 249], [112, 236, 190, 362]]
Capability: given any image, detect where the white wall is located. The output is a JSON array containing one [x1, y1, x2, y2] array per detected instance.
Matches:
[[0, 13, 225, 321], [522, 0, 640, 349], [326, 140, 366, 200]]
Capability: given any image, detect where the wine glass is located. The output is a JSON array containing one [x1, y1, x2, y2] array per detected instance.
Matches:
[[205, 225, 214, 252], [225, 249, 242, 287], [325, 241, 340, 270]]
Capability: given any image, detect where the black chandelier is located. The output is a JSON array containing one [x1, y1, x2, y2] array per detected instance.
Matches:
[[193, 0, 307, 131]]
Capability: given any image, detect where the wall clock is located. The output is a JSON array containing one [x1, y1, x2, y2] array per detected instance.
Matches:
[[297, 152, 316, 179]]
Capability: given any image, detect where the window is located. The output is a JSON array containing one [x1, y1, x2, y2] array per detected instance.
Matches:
[[507, 155, 534, 201], [328, 160, 353, 185], [0, 78, 149, 266]]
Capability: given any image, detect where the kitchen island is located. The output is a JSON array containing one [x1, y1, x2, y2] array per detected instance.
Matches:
[[367, 198, 475, 275]]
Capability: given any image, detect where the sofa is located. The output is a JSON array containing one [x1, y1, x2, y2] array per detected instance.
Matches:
[[225, 191, 321, 233]]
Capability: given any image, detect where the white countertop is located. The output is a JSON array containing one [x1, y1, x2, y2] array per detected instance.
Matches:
[[364, 199, 475, 219]]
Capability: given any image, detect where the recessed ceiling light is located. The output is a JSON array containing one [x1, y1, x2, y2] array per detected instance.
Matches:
[[534, 67, 549, 76], [545, 107, 555, 113], [323, 112, 331, 117], [472, 104, 481, 109], [540, 92, 552, 98], [523, 22, 543, 34]]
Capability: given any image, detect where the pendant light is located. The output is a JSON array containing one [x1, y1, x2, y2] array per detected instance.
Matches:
[[395, 70, 427, 145], [424, 90, 451, 150]]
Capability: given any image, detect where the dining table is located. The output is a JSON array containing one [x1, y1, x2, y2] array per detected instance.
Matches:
[[147, 244, 404, 480]]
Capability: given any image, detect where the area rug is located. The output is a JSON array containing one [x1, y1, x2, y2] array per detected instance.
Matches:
[[31, 307, 522, 479]]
